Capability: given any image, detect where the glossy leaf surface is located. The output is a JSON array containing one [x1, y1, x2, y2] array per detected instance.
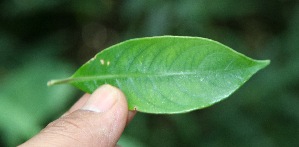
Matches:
[[49, 36, 269, 114]]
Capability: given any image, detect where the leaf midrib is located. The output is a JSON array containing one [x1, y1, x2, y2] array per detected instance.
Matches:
[[48, 71, 196, 85], [74, 71, 196, 81], [47, 65, 259, 86]]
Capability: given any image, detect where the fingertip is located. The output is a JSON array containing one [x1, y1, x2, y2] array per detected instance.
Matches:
[[64, 93, 91, 116], [81, 84, 125, 113], [20, 84, 131, 147]]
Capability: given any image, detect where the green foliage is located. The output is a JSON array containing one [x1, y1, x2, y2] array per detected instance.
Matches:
[[1, 0, 298, 146], [49, 36, 269, 114], [0, 58, 75, 146]]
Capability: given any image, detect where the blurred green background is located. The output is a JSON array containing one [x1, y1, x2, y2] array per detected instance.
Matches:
[[1, 0, 299, 146]]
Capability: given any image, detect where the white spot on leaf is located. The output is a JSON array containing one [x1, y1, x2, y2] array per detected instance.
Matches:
[[100, 59, 104, 65]]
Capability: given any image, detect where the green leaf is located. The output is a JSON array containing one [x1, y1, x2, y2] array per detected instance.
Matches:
[[48, 36, 270, 114]]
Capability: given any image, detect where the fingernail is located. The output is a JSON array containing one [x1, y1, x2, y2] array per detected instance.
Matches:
[[81, 84, 119, 112]]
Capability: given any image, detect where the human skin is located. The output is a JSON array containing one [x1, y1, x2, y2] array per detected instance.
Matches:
[[19, 84, 136, 147]]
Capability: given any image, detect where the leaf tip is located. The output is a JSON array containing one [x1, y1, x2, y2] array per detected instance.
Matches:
[[259, 59, 271, 68]]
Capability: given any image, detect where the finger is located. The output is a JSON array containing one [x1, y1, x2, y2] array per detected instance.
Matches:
[[20, 84, 133, 147], [64, 93, 90, 116]]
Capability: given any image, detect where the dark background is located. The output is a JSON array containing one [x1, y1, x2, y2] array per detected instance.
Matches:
[[1, 0, 299, 146]]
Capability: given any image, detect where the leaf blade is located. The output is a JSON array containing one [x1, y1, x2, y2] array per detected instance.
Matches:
[[50, 36, 270, 114]]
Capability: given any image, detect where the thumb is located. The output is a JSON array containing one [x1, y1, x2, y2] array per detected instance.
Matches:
[[20, 84, 133, 147]]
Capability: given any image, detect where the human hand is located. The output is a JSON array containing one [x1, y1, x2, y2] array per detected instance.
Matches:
[[19, 84, 136, 147]]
